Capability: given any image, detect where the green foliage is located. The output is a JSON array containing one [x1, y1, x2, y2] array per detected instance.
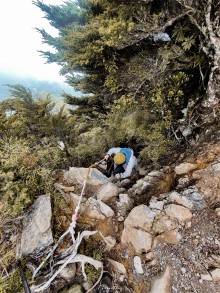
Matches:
[[6, 84, 32, 103], [104, 73, 190, 164], [0, 138, 58, 215], [0, 0, 212, 189], [70, 127, 107, 166], [0, 86, 56, 139], [84, 238, 103, 283], [106, 95, 138, 145], [0, 269, 23, 293], [150, 72, 190, 119], [35, 0, 210, 126], [33, 0, 86, 30], [0, 259, 32, 293], [0, 253, 28, 293], [138, 122, 175, 165], [172, 22, 196, 51], [35, 0, 142, 99]]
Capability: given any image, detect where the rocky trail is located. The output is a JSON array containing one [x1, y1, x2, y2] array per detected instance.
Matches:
[[3, 142, 220, 293]]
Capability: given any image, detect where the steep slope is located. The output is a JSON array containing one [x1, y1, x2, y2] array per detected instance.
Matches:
[[23, 141, 220, 292]]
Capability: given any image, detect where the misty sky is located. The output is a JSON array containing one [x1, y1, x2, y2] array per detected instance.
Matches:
[[0, 0, 65, 82]]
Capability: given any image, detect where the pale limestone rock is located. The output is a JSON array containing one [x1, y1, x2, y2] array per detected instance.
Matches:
[[70, 192, 87, 207], [108, 259, 127, 276], [97, 199, 115, 217], [169, 191, 193, 209], [149, 197, 165, 210], [152, 238, 159, 250], [82, 281, 93, 292], [119, 193, 132, 205], [66, 285, 83, 293], [59, 264, 76, 281], [210, 268, 220, 281], [150, 265, 171, 293], [193, 162, 220, 203], [139, 168, 149, 176], [177, 175, 190, 188], [82, 281, 93, 291], [165, 204, 192, 222], [55, 183, 76, 193], [124, 205, 159, 232], [86, 209, 106, 220], [104, 235, 116, 252], [181, 187, 205, 211], [148, 170, 166, 179], [96, 182, 120, 202], [17, 194, 53, 258], [148, 259, 158, 267], [85, 197, 114, 219], [63, 186, 76, 192], [64, 167, 109, 185], [152, 216, 176, 234], [130, 179, 151, 196], [215, 208, 220, 216], [200, 273, 212, 281], [181, 268, 186, 274], [186, 221, 192, 228], [85, 198, 105, 220], [145, 252, 154, 261], [55, 183, 75, 192], [175, 163, 198, 175], [133, 256, 144, 274], [155, 229, 182, 245], [70, 193, 86, 214], [70, 192, 86, 204], [143, 175, 159, 184], [119, 275, 125, 282], [35, 203, 51, 233], [121, 226, 152, 254], [141, 181, 151, 191], [116, 193, 134, 217], [134, 179, 144, 188]]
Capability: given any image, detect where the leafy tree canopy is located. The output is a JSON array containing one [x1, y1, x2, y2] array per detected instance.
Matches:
[[33, 0, 219, 161]]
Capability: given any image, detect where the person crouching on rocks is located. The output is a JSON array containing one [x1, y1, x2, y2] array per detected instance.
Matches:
[[104, 147, 137, 180]]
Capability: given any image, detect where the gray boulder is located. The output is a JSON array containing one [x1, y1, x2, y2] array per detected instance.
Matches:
[[16, 194, 53, 258], [64, 167, 109, 185]]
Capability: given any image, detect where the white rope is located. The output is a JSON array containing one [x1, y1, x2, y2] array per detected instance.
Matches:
[[73, 178, 87, 219], [32, 221, 76, 280], [33, 230, 103, 293], [32, 166, 105, 292]]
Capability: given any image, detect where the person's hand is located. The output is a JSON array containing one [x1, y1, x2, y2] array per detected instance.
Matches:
[[104, 154, 110, 161], [115, 174, 120, 180]]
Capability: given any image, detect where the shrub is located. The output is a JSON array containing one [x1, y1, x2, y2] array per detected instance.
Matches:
[[0, 138, 60, 215]]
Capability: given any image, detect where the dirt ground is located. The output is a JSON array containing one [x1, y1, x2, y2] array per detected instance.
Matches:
[[152, 207, 220, 293]]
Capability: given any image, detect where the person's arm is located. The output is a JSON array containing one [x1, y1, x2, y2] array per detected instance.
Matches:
[[107, 147, 121, 156], [104, 148, 120, 161], [104, 147, 121, 160]]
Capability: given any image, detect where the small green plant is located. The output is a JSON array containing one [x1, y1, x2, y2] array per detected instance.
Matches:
[[0, 266, 33, 293], [83, 238, 104, 283], [0, 269, 23, 293]]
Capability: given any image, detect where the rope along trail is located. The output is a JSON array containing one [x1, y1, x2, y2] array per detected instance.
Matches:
[[32, 163, 110, 293]]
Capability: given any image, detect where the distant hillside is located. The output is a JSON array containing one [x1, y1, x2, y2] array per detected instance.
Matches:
[[0, 72, 81, 101]]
